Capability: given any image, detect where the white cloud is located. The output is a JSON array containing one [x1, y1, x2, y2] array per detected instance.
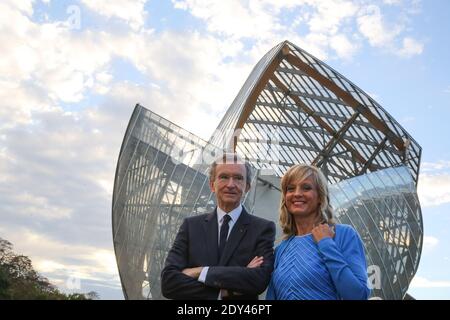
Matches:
[[357, 5, 401, 48], [173, 0, 283, 39], [80, 0, 148, 31], [410, 276, 450, 288], [330, 34, 359, 59], [356, 3, 423, 57], [0, 80, 55, 129], [11, 192, 73, 220], [0, 5, 114, 112], [383, 0, 402, 5], [2, 0, 34, 16], [418, 173, 450, 207], [173, 0, 422, 61], [93, 71, 114, 95], [173, 0, 359, 40], [418, 161, 450, 207], [0, 3, 39, 82], [423, 236, 439, 252], [307, 0, 359, 35], [422, 161, 450, 172], [0, 95, 134, 248], [397, 37, 424, 57]]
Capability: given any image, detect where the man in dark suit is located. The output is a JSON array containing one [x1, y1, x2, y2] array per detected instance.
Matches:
[[161, 153, 276, 300]]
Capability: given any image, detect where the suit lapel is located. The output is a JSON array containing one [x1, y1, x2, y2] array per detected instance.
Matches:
[[219, 208, 251, 266], [203, 209, 219, 266]]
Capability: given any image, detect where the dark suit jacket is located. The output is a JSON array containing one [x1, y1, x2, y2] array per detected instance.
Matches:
[[161, 207, 276, 300]]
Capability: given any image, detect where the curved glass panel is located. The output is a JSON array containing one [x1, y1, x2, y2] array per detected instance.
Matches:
[[330, 166, 423, 299]]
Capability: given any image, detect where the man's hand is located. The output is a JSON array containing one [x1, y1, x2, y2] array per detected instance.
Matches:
[[182, 267, 203, 279], [312, 223, 335, 243], [247, 256, 263, 268]]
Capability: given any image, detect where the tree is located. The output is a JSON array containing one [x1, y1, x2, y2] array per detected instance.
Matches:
[[0, 265, 11, 299], [0, 236, 99, 300]]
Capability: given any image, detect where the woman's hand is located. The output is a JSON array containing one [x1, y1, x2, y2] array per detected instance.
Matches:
[[312, 224, 335, 243], [247, 256, 263, 268]]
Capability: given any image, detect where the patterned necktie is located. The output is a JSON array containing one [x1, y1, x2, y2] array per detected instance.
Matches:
[[218, 214, 231, 259]]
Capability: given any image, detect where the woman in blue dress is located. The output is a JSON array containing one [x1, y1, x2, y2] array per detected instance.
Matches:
[[266, 164, 370, 300]]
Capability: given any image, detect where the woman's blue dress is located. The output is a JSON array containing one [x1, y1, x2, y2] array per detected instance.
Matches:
[[266, 224, 370, 300]]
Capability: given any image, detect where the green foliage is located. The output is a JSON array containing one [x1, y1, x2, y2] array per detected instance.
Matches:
[[0, 236, 98, 300]]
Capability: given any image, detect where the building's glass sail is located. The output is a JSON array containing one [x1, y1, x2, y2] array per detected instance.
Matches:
[[330, 166, 422, 300]]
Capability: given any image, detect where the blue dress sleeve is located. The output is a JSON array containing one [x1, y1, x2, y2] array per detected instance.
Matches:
[[317, 225, 371, 300]]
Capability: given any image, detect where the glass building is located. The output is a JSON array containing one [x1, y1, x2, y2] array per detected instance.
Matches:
[[112, 40, 422, 300]]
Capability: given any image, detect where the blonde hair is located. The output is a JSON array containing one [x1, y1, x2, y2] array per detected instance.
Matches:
[[279, 164, 335, 239]]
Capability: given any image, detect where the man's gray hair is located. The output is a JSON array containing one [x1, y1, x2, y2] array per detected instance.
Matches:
[[208, 153, 252, 186]]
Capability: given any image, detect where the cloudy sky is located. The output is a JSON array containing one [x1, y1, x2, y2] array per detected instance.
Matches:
[[0, 0, 449, 300]]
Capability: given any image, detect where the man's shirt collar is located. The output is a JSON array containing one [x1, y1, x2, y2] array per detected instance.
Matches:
[[217, 204, 243, 224]]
